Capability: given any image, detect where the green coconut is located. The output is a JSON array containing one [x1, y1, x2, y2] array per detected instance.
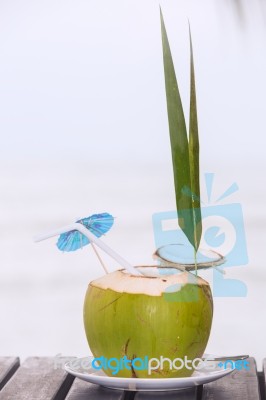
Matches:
[[83, 267, 213, 378]]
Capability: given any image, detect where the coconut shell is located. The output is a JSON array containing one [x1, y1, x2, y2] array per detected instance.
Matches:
[[83, 268, 213, 378]]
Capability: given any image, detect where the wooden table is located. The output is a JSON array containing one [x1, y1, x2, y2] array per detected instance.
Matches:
[[0, 357, 265, 399]]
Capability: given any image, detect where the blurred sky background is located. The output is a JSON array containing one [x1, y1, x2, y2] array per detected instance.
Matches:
[[1, 0, 266, 367]]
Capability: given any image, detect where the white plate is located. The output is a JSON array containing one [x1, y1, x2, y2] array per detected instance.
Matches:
[[64, 357, 234, 391]]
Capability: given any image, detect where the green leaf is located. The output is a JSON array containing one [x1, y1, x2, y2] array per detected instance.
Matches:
[[189, 23, 202, 251], [160, 10, 202, 250], [160, 9, 194, 247]]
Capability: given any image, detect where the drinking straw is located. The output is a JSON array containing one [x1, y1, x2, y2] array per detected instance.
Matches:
[[34, 222, 141, 276], [90, 242, 109, 274]]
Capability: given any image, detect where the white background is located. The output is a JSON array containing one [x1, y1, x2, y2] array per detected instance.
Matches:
[[0, 0, 266, 366]]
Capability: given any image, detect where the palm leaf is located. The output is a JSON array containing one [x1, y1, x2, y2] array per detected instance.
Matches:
[[160, 9, 202, 251], [189, 23, 202, 251]]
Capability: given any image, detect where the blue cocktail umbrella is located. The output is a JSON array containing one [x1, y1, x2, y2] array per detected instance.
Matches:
[[34, 214, 141, 276], [56, 213, 114, 252], [56, 213, 114, 274]]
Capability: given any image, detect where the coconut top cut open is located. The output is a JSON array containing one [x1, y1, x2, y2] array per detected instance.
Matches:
[[89, 267, 209, 297]]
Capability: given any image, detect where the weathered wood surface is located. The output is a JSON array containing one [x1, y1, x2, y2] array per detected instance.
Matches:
[[0, 357, 74, 400], [65, 378, 125, 400], [201, 357, 260, 400], [0, 357, 264, 399], [261, 358, 266, 400], [134, 387, 198, 399], [0, 357, 20, 390]]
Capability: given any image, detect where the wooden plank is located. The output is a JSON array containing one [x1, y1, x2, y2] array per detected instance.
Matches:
[[65, 378, 125, 400], [66, 379, 197, 400], [134, 387, 197, 400], [261, 359, 266, 400], [201, 357, 260, 400], [0, 357, 20, 390], [0, 357, 74, 400]]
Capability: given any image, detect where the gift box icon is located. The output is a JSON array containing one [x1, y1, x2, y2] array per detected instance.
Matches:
[[152, 173, 248, 297]]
